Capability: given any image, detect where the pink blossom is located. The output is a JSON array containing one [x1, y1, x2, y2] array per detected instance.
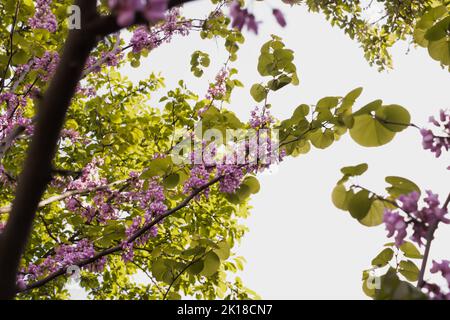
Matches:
[[383, 210, 408, 247], [229, 1, 259, 34], [421, 110, 450, 158], [28, 0, 58, 32], [108, 0, 169, 27], [272, 9, 287, 27], [384, 191, 449, 247]]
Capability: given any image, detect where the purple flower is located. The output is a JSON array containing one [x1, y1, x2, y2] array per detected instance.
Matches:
[[129, 8, 191, 53], [183, 165, 211, 198], [230, 1, 247, 30], [383, 210, 408, 247], [108, 0, 143, 27], [143, 0, 168, 22], [19, 239, 102, 285], [398, 191, 420, 213], [28, 0, 58, 32], [383, 191, 449, 247], [108, 0, 169, 27], [421, 110, 450, 158], [217, 164, 244, 194], [205, 68, 228, 100], [246, 14, 259, 34], [229, 1, 259, 34], [249, 106, 274, 129], [431, 260, 450, 288], [272, 9, 287, 27]]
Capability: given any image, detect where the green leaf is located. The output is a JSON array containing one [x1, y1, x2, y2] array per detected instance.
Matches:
[[242, 176, 260, 194], [331, 184, 354, 211], [250, 84, 267, 103], [362, 270, 376, 298], [353, 100, 382, 116], [350, 114, 396, 147], [400, 242, 422, 259], [292, 104, 310, 120], [140, 158, 173, 179], [187, 260, 204, 275], [12, 49, 29, 65], [340, 163, 368, 176], [376, 105, 411, 132], [257, 52, 274, 76], [385, 176, 421, 198], [375, 268, 427, 300], [316, 97, 339, 110], [399, 260, 420, 282], [163, 173, 180, 189], [201, 252, 221, 277], [151, 260, 167, 281], [340, 87, 363, 113], [372, 248, 394, 267], [425, 16, 450, 41], [359, 200, 387, 227], [348, 190, 373, 220], [309, 129, 334, 149], [428, 37, 450, 65], [213, 241, 231, 261]]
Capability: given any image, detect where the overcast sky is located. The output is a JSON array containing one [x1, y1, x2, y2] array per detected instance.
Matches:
[[72, 1, 450, 299]]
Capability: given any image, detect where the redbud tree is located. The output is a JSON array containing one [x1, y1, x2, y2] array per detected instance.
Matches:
[[0, 0, 448, 300]]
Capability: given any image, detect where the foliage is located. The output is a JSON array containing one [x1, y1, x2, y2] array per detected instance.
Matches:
[[0, 0, 447, 300]]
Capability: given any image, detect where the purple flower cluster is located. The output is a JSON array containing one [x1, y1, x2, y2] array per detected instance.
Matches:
[[183, 164, 211, 197], [383, 191, 449, 247], [249, 106, 274, 129], [423, 260, 450, 300], [205, 68, 229, 101], [216, 164, 244, 194], [101, 48, 124, 68], [18, 239, 105, 289], [64, 163, 168, 263], [421, 110, 450, 158], [28, 0, 58, 32], [130, 8, 191, 53], [229, 1, 259, 34], [68, 158, 106, 191], [130, 27, 158, 53], [383, 211, 407, 247], [0, 92, 32, 146], [134, 180, 167, 220], [18, 51, 60, 82], [108, 0, 169, 27], [431, 260, 450, 285], [65, 158, 119, 224], [119, 178, 166, 261]]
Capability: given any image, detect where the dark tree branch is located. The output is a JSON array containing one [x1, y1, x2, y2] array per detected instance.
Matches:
[[0, 0, 199, 300]]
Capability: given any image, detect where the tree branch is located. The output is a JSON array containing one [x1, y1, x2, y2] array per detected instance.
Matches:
[[0, 180, 127, 214], [0, 0, 202, 300], [417, 192, 450, 288], [18, 175, 223, 294], [0, 0, 100, 300]]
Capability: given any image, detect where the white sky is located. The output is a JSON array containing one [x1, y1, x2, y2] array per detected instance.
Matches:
[[113, 0, 450, 299]]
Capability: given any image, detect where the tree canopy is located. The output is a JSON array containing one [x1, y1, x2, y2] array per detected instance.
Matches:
[[0, 0, 449, 300]]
